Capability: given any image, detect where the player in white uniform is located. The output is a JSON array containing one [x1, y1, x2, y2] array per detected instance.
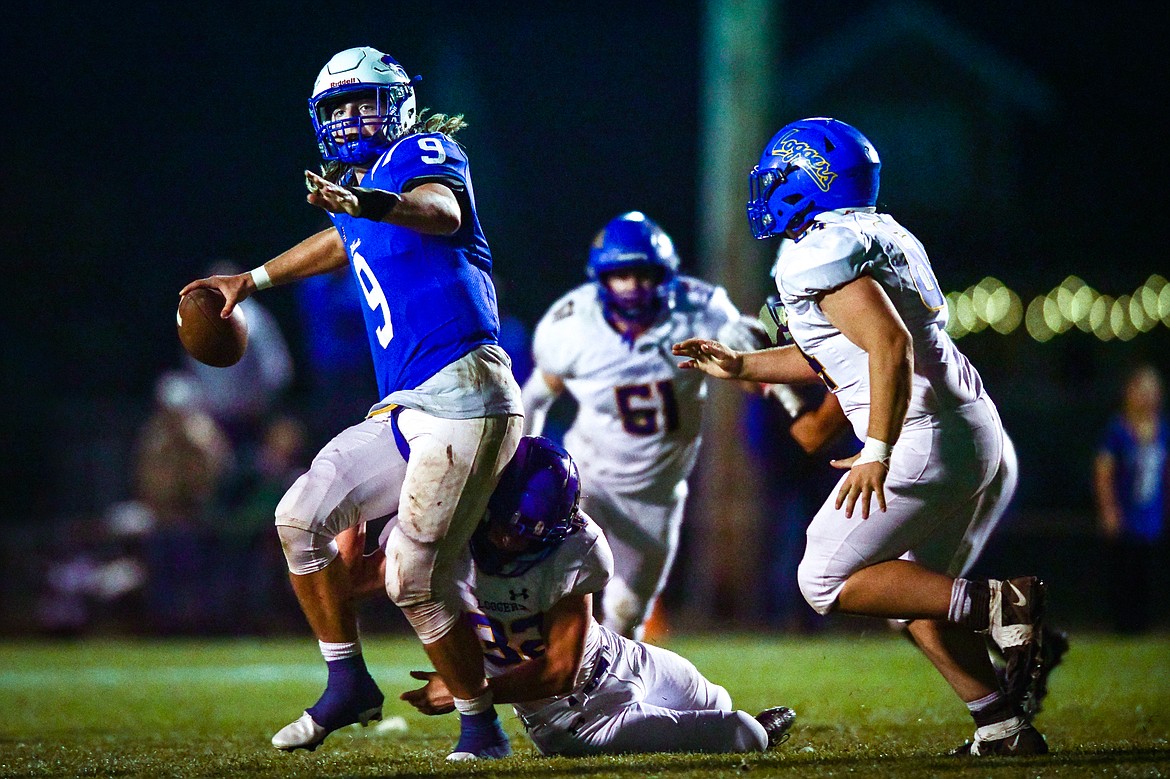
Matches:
[[674, 118, 1052, 756], [392, 436, 797, 756], [523, 212, 802, 639]]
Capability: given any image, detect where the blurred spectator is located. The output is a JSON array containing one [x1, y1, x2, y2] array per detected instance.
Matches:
[[211, 413, 309, 634], [33, 509, 149, 637], [745, 386, 857, 632], [294, 265, 372, 440], [1092, 362, 1168, 633], [131, 371, 234, 634], [183, 260, 294, 457], [495, 274, 533, 386]]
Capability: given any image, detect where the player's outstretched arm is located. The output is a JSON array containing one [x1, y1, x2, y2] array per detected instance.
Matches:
[[673, 339, 819, 385], [399, 594, 591, 715], [521, 371, 566, 437], [305, 170, 461, 236]]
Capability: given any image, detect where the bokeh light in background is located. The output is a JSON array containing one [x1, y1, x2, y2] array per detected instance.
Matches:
[[949, 274, 1169, 342]]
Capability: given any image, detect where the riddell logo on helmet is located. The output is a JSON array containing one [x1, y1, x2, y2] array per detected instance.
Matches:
[[330, 77, 361, 88], [772, 138, 837, 192]]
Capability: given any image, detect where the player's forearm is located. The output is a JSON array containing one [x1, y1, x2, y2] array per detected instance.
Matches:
[[383, 184, 461, 235], [738, 345, 820, 385], [865, 337, 912, 446], [486, 655, 580, 703], [256, 228, 348, 288]]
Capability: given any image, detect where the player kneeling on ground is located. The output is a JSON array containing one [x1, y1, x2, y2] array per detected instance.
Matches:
[[355, 437, 796, 756]]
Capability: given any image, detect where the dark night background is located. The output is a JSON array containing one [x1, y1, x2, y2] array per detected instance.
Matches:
[[2, 2, 1167, 631]]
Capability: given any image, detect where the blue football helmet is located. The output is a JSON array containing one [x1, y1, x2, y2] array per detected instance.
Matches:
[[309, 46, 419, 166], [471, 436, 585, 577], [746, 118, 881, 239], [586, 212, 680, 324]]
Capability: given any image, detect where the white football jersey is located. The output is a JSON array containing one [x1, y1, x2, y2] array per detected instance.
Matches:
[[773, 208, 985, 441], [459, 514, 617, 718], [532, 278, 763, 491]]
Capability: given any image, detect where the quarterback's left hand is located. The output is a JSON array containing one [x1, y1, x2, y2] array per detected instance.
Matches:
[[400, 670, 456, 715], [305, 170, 361, 216]]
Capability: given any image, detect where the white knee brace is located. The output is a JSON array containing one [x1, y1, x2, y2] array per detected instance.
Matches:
[[275, 524, 338, 576], [383, 528, 463, 644]]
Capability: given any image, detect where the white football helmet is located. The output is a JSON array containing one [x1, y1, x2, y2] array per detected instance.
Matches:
[[308, 46, 418, 165]]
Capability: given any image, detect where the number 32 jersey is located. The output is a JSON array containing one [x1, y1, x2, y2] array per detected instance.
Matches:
[[772, 208, 986, 441], [459, 514, 615, 717], [532, 278, 763, 492]]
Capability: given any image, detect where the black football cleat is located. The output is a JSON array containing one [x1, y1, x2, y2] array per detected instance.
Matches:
[[755, 706, 797, 750], [948, 723, 1048, 757], [989, 577, 1047, 717], [1018, 626, 1069, 718], [970, 724, 1049, 756]]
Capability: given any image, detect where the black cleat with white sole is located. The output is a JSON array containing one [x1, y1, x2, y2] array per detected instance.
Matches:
[[755, 706, 797, 750]]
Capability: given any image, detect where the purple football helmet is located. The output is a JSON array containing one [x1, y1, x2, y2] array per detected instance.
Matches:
[[472, 436, 584, 576]]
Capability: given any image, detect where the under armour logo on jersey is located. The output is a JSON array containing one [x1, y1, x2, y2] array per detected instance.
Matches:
[[510, 588, 530, 602]]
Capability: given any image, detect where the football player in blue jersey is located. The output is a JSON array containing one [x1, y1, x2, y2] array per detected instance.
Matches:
[[181, 46, 522, 760]]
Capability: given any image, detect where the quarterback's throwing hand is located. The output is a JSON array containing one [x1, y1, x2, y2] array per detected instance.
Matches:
[[400, 670, 456, 716], [672, 338, 743, 380], [305, 169, 361, 217]]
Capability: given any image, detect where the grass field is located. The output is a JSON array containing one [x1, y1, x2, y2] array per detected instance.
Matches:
[[1, 631, 1167, 778]]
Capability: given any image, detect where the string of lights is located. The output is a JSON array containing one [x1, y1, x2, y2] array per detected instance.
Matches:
[[944, 274, 1170, 342]]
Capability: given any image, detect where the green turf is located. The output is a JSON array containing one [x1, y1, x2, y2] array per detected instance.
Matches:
[[1, 631, 1167, 777]]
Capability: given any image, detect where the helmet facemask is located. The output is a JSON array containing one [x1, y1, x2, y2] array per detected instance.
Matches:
[[598, 265, 668, 326], [312, 84, 415, 165]]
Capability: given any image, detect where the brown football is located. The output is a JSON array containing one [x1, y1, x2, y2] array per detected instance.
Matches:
[[176, 287, 248, 367]]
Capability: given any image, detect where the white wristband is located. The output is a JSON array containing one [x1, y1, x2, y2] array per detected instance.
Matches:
[[249, 265, 273, 291], [853, 437, 892, 467]]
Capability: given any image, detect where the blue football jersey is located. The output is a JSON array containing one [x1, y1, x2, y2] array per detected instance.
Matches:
[[328, 132, 500, 398]]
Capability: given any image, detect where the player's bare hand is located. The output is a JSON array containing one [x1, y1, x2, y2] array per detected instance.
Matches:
[[672, 338, 743, 380], [305, 170, 361, 216], [178, 273, 252, 319], [831, 456, 888, 519], [400, 670, 456, 715]]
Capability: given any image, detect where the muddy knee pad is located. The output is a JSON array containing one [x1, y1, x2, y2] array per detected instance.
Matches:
[[383, 526, 463, 643]]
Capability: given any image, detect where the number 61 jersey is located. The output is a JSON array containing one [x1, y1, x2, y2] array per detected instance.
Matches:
[[772, 208, 986, 442], [532, 277, 765, 492]]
